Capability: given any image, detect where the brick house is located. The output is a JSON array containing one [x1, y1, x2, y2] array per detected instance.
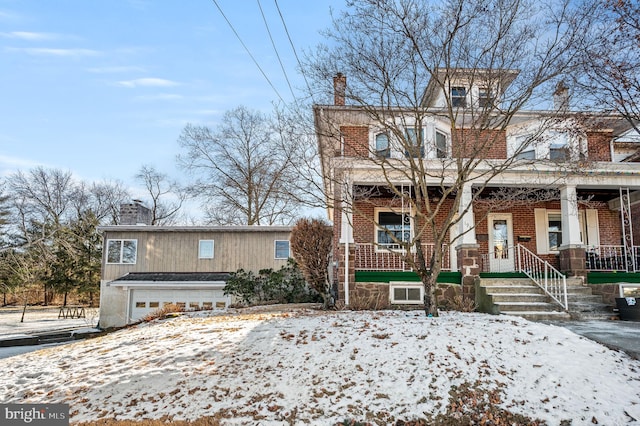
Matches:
[[314, 70, 640, 313]]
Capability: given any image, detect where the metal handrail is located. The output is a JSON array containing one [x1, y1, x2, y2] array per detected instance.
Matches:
[[517, 244, 568, 310]]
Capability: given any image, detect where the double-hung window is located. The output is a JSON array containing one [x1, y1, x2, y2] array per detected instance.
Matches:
[[550, 143, 569, 161], [435, 130, 448, 159], [451, 87, 467, 107], [107, 239, 137, 264], [405, 127, 424, 158], [375, 133, 390, 158], [478, 87, 492, 108], [376, 211, 411, 250], [547, 213, 562, 252]]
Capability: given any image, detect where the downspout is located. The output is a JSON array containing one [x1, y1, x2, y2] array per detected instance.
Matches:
[[344, 239, 349, 306]]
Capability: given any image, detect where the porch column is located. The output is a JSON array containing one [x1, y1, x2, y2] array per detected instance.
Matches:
[[339, 177, 354, 305], [455, 184, 479, 299], [559, 185, 586, 276]]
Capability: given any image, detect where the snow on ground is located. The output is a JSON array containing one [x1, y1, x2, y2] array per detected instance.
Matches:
[[1, 309, 639, 425], [0, 307, 99, 336]]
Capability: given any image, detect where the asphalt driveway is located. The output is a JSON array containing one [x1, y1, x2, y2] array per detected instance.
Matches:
[[555, 320, 640, 360]]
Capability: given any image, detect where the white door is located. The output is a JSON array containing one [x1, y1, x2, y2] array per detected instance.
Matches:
[[488, 213, 514, 272], [129, 288, 229, 322]]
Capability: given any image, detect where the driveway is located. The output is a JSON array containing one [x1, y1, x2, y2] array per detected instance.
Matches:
[[555, 320, 640, 360]]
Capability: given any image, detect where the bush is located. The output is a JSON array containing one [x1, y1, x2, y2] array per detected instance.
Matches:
[[142, 303, 185, 322], [224, 260, 322, 306]]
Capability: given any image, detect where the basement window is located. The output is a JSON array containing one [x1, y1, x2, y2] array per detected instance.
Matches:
[[390, 283, 423, 304]]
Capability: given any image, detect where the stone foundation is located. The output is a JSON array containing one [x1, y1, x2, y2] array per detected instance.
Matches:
[[558, 245, 586, 277], [456, 244, 480, 300], [588, 284, 619, 306]]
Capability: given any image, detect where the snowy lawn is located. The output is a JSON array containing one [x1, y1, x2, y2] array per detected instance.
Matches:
[[0, 308, 639, 425]]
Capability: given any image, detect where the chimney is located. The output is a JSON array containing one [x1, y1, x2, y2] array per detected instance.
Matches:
[[120, 200, 152, 225], [553, 81, 570, 112], [333, 72, 346, 106]]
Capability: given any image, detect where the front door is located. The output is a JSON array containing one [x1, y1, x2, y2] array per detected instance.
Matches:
[[488, 213, 514, 272]]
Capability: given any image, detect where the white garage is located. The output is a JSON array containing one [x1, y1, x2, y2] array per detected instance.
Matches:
[[108, 272, 231, 323]]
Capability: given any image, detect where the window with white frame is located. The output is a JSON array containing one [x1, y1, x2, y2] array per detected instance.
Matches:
[[390, 283, 423, 304], [376, 210, 411, 249], [514, 134, 536, 160], [451, 87, 467, 107], [405, 127, 425, 158], [107, 239, 137, 264], [199, 240, 214, 259], [549, 143, 569, 161], [375, 133, 390, 158], [620, 284, 640, 298], [274, 240, 290, 259], [547, 213, 562, 251], [435, 130, 448, 159], [478, 87, 492, 108]]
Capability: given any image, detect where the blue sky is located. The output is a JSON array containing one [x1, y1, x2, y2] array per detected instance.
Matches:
[[0, 0, 341, 195]]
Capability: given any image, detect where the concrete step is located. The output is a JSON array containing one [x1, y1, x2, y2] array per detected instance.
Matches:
[[495, 302, 562, 312], [484, 285, 543, 295], [566, 294, 605, 303], [481, 278, 538, 286], [505, 311, 572, 321], [490, 293, 548, 303]]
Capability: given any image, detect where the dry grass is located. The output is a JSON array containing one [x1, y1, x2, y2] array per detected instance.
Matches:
[[141, 303, 185, 322]]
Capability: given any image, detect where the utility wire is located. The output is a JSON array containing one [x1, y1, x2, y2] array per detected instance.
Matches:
[[274, 0, 315, 104], [257, 0, 296, 100], [210, 0, 285, 104]]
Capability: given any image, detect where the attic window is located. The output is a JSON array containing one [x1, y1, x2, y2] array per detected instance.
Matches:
[[478, 87, 492, 108], [451, 87, 467, 107], [375, 133, 390, 158]]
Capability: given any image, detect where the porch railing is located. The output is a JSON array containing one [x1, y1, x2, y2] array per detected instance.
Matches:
[[481, 244, 568, 310], [354, 243, 450, 272], [586, 245, 640, 272]]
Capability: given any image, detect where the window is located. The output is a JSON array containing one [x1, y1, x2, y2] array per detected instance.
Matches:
[[275, 240, 290, 259], [550, 144, 569, 161], [516, 150, 536, 160], [376, 211, 411, 249], [478, 87, 492, 108], [621, 285, 640, 298], [199, 240, 214, 259], [390, 284, 423, 304], [405, 127, 424, 157], [375, 133, 390, 158], [435, 130, 448, 159], [451, 87, 467, 107], [135, 302, 146, 308], [107, 239, 137, 264], [149, 302, 159, 308], [548, 213, 562, 251]]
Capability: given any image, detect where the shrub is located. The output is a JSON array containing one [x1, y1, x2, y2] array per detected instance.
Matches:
[[142, 303, 185, 322]]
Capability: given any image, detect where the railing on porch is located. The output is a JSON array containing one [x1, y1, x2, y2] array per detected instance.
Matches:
[[481, 244, 568, 310], [586, 245, 640, 272], [354, 243, 450, 272]]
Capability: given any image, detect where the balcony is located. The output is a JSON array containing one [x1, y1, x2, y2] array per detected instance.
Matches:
[[354, 243, 450, 271]]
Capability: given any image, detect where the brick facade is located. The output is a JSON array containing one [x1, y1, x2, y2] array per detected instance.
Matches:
[[587, 130, 613, 162], [453, 129, 507, 159], [341, 126, 369, 157]]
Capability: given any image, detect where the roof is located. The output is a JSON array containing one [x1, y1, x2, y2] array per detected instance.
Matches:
[[98, 225, 293, 233], [110, 272, 232, 283]]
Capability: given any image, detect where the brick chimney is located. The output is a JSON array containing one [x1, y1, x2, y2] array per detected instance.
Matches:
[[553, 80, 570, 112], [120, 200, 152, 225], [333, 72, 346, 106]]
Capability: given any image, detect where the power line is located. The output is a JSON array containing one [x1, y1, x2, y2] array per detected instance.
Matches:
[[273, 0, 315, 104], [257, 0, 296, 100], [210, 0, 285, 104]]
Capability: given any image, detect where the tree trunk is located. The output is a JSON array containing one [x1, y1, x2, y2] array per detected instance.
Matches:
[[63, 291, 68, 307], [415, 240, 442, 317]]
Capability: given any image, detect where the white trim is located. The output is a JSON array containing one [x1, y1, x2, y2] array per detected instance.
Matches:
[[198, 239, 214, 259], [374, 207, 412, 251], [108, 281, 227, 289], [620, 284, 640, 297], [389, 282, 423, 304], [106, 239, 138, 264], [274, 240, 290, 259]]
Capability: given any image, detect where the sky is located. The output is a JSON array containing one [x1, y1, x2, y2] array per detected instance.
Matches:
[[0, 0, 342, 198]]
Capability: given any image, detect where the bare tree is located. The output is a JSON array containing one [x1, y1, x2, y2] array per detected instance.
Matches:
[[135, 165, 186, 225], [574, 0, 640, 132], [177, 106, 301, 225], [290, 218, 333, 308], [309, 0, 598, 315], [88, 180, 131, 225]]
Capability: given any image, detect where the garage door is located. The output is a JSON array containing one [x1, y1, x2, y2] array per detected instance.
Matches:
[[130, 288, 229, 321]]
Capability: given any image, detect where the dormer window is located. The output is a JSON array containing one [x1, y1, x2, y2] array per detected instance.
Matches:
[[375, 133, 390, 158], [451, 87, 467, 107], [405, 127, 425, 158], [478, 87, 493, 108], [435, 130, 448, 158]]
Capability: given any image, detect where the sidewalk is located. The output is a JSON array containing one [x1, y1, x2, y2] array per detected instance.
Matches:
[[553, 319, 640, 360]]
